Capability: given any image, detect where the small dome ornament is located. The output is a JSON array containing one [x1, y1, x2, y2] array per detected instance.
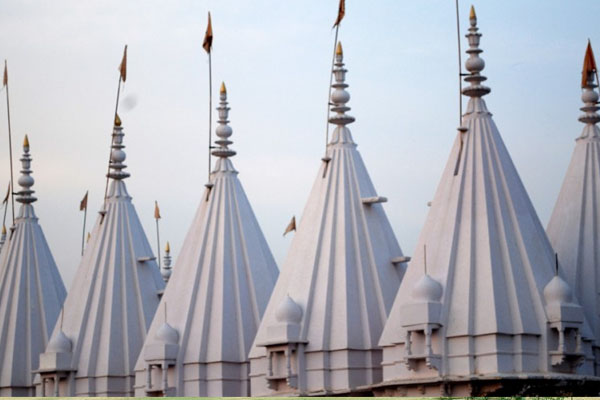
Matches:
[[412, 274, 443, 303], [47, 330, 72, 353], [155, 322, 179, 345], [275, 295, 303, 324]]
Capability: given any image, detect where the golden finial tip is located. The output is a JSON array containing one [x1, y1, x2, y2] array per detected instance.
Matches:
[[165, 241, 170, 253], [1, 225, 6, 235], [336, 41, 343, 56], [469, 5, 476, 19], [23, 134, 29, 148], [220, 82, 226, 94], [87, 232, 91, 242], [114, 113, 122, 127]]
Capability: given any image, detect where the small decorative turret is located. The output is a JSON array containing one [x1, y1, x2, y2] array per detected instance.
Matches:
[[107, 114, 130, 181], [462, 6, 491, 99], [17, 135, 37, 207], [328, 42, 355, 128], [161, 241, 172, 283], [578, 41, 600, 139], [212, 82, 236, 159]]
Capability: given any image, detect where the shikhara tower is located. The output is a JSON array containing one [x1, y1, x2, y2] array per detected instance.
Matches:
[[377, 8, 597, 396], [547, 42, 600, 374], [249, 42, 406, 396], [0, 136, 66, 396], [134, 83, 279, 396], [36, 117, 165, 396]]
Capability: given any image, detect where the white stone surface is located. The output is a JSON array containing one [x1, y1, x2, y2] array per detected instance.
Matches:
[[378, 11, 596, 395], [547, 43, 600, 374], [35, 120, 165, 397], [0, 138, 66, 396], [134, 85, 279, 397], [249, 43, 406, 396]]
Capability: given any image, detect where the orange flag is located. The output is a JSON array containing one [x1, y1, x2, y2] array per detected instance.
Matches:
[[2, 182, 9, 205], [154, 201, 161, 219], [283, 216, 296, 236], [333, 0, 345, 28], [582, 40, 597, 88], [119, 45, 128, 82], [202, 12, 213, 53], [2, 61, 6, 87], [80, 191, 88, 211]]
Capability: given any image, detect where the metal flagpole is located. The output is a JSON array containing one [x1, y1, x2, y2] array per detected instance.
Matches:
[[103, 76, 122, 206], [453, 1, 466, 176], [4, 61, 15, 226], [81, 203, 88, 256], [208, 51, 213, 181]]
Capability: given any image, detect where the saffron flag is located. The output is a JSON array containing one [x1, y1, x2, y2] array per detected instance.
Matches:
[[154, 201, 161, 219], [283, 216, 296, 236], [2, 61, 7, 87], [582, 40, 597, 88], [119, 45, 128, 82], [202, 12, 213, 53], [80, 191, 88, 211], [333, 0, 345, 27], [2, 183, 9, 205]]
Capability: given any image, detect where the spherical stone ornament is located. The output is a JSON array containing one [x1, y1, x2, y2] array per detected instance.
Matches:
[[411, 274, 443, 303], [275, 295, 303, 324]]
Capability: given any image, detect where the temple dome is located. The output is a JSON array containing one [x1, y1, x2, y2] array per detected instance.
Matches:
[[275, 295, 303, 324], [155, 322, 178, 345], [543, 275, 573, 305], [47, 330, 72, 353], [411, 274, 442, 303]]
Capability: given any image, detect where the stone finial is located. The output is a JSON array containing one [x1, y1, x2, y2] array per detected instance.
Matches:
[[579, 41, 600, 132], [17, 135, 37, 205], [462, 6, 491, 98], [107, 114, 130, 181], [211, 82, 236, 159], [161, 241, 172, 283], [328, 41, 355, 128]]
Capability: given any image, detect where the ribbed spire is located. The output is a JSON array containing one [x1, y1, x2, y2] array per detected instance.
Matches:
[[462, 6, 490, 99], [17, 135, 37, 205], [161, 241, 172, 283], [579, 42, 600, 138], [107, 114, 130, 181], [212, 83, 236, 159], [328, 41, 355, 128]]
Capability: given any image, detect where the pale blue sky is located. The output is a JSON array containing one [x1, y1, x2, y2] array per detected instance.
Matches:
[[0, 0, 598, 286]]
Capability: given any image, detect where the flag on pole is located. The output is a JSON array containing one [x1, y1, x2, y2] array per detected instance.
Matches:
[[202, 12, 213, 53], [582, 40, 597, 87], [333, 0, 345, 27], [119, 45, 128, 82], [283, 216, 296, 236], [2, 183, 9, 205], [80, 191, 88, 211], [154, 201, 161, 219], [2, 61, 7, 87]]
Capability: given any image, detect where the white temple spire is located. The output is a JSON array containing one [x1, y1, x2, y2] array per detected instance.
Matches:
[[249, 42, 405, 396], [135, 83, 279, 396], [0, 136, 66, 396], [36, 116, 164, 396], [377, 8, 595, 396], [547, 41, 600, 373]]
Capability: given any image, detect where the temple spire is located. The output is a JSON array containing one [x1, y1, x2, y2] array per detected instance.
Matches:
[[107, 114, 130, 181], [17, 135, 37, 206], [328, 41, 355, 128]]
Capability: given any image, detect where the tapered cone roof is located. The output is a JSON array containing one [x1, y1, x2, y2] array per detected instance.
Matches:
[[134, 86, 278, 397], [547, 43, 600, 347], [379, 11, 594, 388], [249, 44, 406, 396], [38, 120, 164, 396], [0, 139, 66, 396]]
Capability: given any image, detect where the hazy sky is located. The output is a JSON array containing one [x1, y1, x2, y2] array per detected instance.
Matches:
[[0, 0, 598, 287]]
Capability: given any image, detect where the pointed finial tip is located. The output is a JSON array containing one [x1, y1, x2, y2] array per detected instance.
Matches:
[[114, 113, 122, 127], [165, 241, 170, 253], [336, 41, 343, 56], [220, 81, 226, 94], [469, 5, 476, 19], [1, 225, 6, 235], [23, 134, 29, 148]]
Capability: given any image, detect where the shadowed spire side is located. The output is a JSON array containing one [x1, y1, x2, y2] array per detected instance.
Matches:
[[0, 136, 66, 396]]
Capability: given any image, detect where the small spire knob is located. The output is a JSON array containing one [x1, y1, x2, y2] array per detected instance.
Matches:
[[329, 41, 355, 128], [16, 135, 37, 205], [212, 82, 236, 159]]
